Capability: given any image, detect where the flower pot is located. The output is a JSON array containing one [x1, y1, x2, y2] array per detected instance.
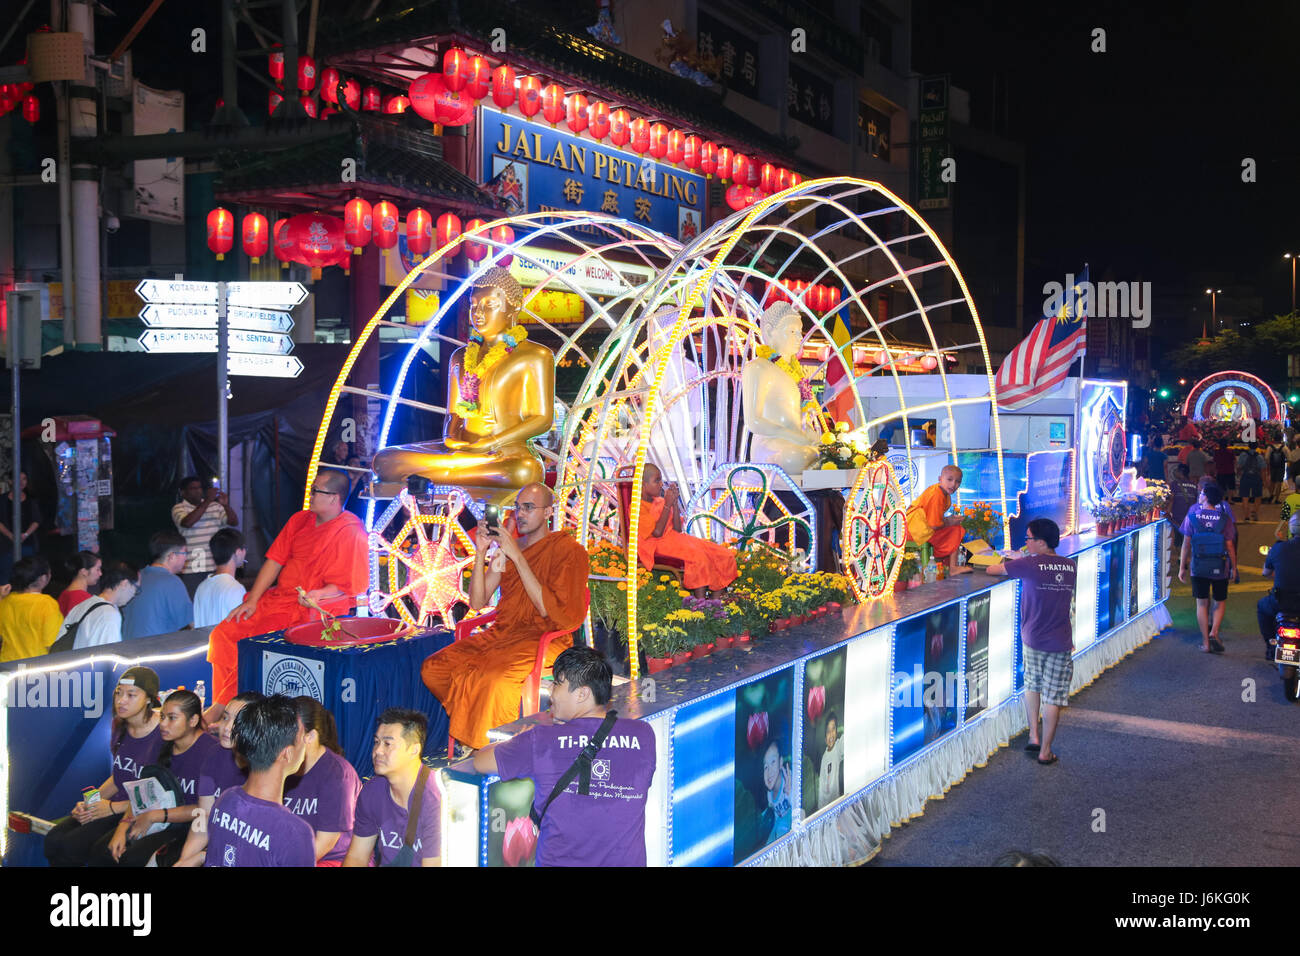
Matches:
[[692, 642, 714, 658], [895, 579, 909, 592], [910, 575, 923, 589], [773, 617, 790, 631], [738, 631, 752, 643], [791, 614, 805, 627], [829, 602, 841, 612], [646, 656, 672, 674], [671, 650, 693, 666]]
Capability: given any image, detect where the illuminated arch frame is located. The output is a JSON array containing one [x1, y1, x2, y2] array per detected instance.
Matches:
[[1184, 371, 1280, 422]]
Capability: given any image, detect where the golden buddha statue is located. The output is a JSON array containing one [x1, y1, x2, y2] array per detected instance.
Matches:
[[742, 302, 821, 475], [372, 266, 554, 493]]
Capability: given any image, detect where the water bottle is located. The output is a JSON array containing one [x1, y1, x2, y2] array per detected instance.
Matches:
[[924, 555, 938, 584], [193, 680, 206, 708], [355, 593, 370, 618]]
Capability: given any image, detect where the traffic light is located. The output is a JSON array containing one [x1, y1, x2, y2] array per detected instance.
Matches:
[[1158, 388, 1170, 399], [1290, 394, 1299, 404]]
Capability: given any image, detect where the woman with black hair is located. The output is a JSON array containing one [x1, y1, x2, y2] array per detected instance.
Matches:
[[102, 689, 217, 865], [57, 551, 103, 615], [283, 696, 361, 865], [43, 668, 163, 867]]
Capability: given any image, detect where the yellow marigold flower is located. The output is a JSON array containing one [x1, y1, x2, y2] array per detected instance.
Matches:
[[656, 585, 666, 591], [821, 462, 837, 470], [820, 433, 835, 445], [616, 582, 627, 591]]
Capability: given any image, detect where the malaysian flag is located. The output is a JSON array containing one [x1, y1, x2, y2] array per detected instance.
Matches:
[[994, 266, 1088, 409]]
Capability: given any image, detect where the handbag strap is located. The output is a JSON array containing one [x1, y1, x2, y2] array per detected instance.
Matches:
[[403, 764, 431, 849], [530, 710, 619, 827]]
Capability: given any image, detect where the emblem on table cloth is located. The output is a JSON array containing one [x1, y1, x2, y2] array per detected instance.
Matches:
[[841, 460, 908, 603], [886, 453, 919, 499], [263, 651, 325, 702]]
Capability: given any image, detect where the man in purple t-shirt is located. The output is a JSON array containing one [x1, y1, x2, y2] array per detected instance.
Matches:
[[989, 518, 1076, 767], [1179, 482, 1237, 654], [203, 695, 315, 867], [474, 647, 657, 867], [345, 708, 441, 867]]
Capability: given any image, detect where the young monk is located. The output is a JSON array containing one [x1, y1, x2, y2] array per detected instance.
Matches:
[[905, 464, 972, 576], [637, 463, 738, 597]]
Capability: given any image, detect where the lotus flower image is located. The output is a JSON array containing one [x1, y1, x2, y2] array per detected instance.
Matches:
[[746, 711, 769, 750], [501, 816, 537, 867], [807, 685, 826, 723], [967, 619, 979, 647]]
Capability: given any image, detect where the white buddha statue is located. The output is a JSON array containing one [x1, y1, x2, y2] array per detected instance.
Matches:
[[742, 303, 820, 475], [1211, 387, 1246, 422]]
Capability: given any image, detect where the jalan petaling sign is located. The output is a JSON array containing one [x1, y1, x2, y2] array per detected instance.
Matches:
[[479, 106, 707, 243]]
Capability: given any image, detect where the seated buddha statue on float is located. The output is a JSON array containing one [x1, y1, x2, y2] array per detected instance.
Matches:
[[742, 302, 823, 474], [372, 267, 555, 500]]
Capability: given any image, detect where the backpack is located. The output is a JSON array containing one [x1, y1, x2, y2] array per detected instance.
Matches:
[[49, 600, 112, 655], [1241, 452, 1261, 476], [1271, 446, 1286, 468], [1189, 509, 1228, 578]]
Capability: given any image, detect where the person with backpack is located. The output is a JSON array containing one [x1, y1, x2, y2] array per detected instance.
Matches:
[[1268, 441, 1287, 502], [1237, 441, 1265, 522], [51, 562, 138, 653], [344, 709, 441, 867], [43, 667, 163, 866], [1179, 483, 1236, 653], [0, 556, 62, 663], [102, 689, 217, 866]]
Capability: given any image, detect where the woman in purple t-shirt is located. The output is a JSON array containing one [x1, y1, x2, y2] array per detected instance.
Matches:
[[176, 690, 263, 868], [284, 697, 361, 866], [43, 667, 163, 867]]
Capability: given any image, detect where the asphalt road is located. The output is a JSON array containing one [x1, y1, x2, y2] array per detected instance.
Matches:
[[870, 502, 1300, 867]]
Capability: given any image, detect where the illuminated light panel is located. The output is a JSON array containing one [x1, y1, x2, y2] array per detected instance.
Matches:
[[841, 459, 907, 603], [380, 492, 476, 627], [682, 463, 816, 564]]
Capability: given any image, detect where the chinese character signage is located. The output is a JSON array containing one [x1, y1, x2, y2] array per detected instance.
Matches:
[[857, 101, 891, 162], [479, 106, 706, 243], [787, 63, 835, 135], [917, 74, 950, 210], [697, 12, 759, 99]]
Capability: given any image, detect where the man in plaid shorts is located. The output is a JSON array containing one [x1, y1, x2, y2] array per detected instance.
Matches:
[[988, 518, 1076, 766]]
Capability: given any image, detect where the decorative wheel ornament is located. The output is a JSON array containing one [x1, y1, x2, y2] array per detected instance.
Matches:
[[370, 490, 475, 627], [841, 459, 907, 602], [683, 463, 815, 561]]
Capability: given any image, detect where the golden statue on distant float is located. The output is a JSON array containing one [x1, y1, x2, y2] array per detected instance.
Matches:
[[372, 267, 555, 497]]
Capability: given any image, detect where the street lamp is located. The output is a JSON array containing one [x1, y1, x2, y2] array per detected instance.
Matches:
[[1204, 288, 1222, 338], [1285, 253, 1297, 333]]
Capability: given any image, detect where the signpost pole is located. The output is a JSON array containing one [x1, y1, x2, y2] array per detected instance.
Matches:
[[8, 298, 21, 563], [217, 282, 229, 494]]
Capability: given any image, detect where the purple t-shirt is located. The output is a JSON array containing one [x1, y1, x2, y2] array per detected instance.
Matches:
[[493, 717, 657, 867], [203, 786, 316, 867], [352, 771, 441, 866], [111, 724, 163, 794], [1004, 554, 1077, 654], [283, 749, 362, 863], [165, 732, 219, 802], [1180, 503, 1236, 579], [198, 745, 247, 800]]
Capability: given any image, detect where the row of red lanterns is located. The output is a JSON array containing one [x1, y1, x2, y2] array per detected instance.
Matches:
[[765, 279, 844, 313], [206, 203, 519, 275], [0, 83, 39, 123], [872, 349, 940, 370]]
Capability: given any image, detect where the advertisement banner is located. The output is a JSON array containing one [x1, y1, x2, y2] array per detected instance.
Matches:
[[132, 83, 185, 224], [1007, 449, 1074, 549], [479, 106, 706, 243], [917, 75, 950, 210]]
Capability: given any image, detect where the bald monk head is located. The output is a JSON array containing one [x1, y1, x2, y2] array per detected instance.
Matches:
[[642, 463, 665, 502], [512, 482, 554, 540], [310, 468, 351, 521], [938, 465, 964, 495]]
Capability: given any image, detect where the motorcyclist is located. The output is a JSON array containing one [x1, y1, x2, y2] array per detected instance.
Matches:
[[1258, 513, 1300, 660]]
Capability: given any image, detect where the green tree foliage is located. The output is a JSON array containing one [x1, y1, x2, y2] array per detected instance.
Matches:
[[1167, 314, 1300, 384]]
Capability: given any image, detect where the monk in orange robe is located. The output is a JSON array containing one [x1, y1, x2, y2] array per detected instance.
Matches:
[[905, 464, 972, 575], [637, 463, 738, 595], [422, 483, 588, 749], [205, 468, 368, 719]]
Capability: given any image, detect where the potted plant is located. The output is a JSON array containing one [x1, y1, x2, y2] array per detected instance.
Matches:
[[896, 553, 919, 591], [641, 622, 679, 674]]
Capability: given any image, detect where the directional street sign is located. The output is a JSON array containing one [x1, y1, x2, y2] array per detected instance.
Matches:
[[228, 353, 303, 378], [226, 282, 308, 308], [135, 279, 218, 305], [138, 328, 294, 355], [139, 303, 295, 334], [230, 330, 295, 355]]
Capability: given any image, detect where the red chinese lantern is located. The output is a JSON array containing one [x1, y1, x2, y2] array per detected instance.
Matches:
[[777, 167, 792, 191], [287, 212, 347, 279], [241, 212, 268, 262], [541, 83, 565, 126], [465, 56, 491, 101], [406, 208, 432, 258], [666, 128, 685, 166], [731, 153, 750, 186], [344, 198, 372, 253], [725, 184, 748, 211], [362, 85, 381, 111], [341, 78, 360, 110], [490, 223, 515, 267], [629, 118, 651, 154], [320, 106, 339, 119], [587, 101, 610, 140], [268, 88, 283, 116], [383, 94, 409, 114], [299, 95, 317, 118], [921, 354, 938, 371], [748, 160, 761, 187], [808, 284, 827, 312], [566, 93, 589, 135], [21, 94, 39, 124], [648, 123, 669, 160], [491, 64, 516, 109], [372, 201, 399, 249], [825, 285, 840, 307], [442, 48, 469, 92], [436, 211, 462, 249], [269, 44, 284, 81], [321, 67, 340, 104], [517, 76, 542, 117], [207, 207, 234, 260], [759, 162, 777, 193], [273, 219, 291, 269], [874, 349, 888, 366], [463, 218, 488, 262], [409, 73, 475, 127], [609, 108, 630, 147], [700, 141, 717, 176], [790, 171, 804, 188], [683, 134, 701, 170], [297, 55, 316, 92], [716, 146, 733, 182]]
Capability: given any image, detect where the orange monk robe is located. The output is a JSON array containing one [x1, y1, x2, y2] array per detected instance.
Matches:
[[422, 531, 588, 749], [208, 510, 368, 705], [637, 497, 738, 591], [904, 483, 963, 559]]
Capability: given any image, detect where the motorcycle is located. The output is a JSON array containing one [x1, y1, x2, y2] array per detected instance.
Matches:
[[1273, 607, 1300, 702]]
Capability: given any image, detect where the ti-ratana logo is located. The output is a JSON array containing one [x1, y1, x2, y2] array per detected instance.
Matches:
[[1055, 573, 1064, 583], [590, 758, 611, 781], [223, 843, 237, 866], [264, 656, 323, 701]]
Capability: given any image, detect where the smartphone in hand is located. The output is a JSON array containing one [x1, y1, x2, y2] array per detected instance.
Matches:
[[485, 503, 501, 530]]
